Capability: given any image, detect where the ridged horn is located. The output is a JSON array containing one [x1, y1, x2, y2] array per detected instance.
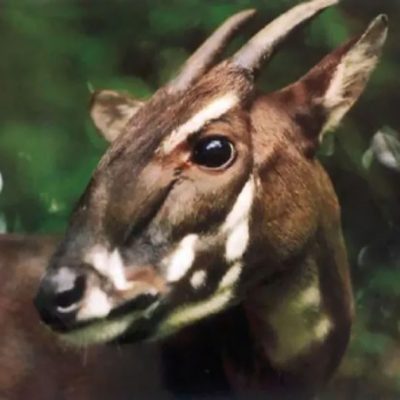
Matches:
[[232, 0, 339, 74], [167, 9, 256, 93]]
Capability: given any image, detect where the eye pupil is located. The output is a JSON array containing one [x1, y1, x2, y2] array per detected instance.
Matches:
[[192, 136, 235, 169]]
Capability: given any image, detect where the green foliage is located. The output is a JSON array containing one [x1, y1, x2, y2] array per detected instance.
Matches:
[[0, 1, 399, 398]]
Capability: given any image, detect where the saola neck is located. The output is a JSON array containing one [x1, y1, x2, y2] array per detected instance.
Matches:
[[161, 219, 352, 398]]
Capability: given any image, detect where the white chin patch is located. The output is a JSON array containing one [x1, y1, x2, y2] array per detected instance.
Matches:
[[155, 289, 233, 340], [60, 310, 142, 347]]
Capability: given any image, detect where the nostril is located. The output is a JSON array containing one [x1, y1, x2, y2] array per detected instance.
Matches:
[[35, 270, 89, 331], [54, 274, 86, 312]]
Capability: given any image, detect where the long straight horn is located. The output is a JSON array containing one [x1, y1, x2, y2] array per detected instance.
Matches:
[[166, 9, 256, 93], [232, 0, 338, 75]]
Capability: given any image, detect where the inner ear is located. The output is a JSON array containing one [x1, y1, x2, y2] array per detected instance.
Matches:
[[273, 15, 388, 156], [90, 90, 144, 143]]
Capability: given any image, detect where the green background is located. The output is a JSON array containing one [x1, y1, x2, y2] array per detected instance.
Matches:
[[0, 1, 399, 397]]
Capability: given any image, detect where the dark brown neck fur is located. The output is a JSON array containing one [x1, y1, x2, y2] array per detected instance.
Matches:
[[159, 147, 353, 399]]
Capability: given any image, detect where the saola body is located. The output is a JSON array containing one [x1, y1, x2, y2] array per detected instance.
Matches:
[[2, 0, 388, 398]]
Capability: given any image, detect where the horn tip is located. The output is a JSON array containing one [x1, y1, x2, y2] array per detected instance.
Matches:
[[233, 8, 257, 21], [231, 0, 341, 73], [242, 8, 257, 16], [309, 0, 340, 8]]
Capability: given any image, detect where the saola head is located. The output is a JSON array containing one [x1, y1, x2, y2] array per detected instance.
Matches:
[[34, 0, 388, 345]]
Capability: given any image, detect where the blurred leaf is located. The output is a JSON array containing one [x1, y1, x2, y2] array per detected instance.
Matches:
[[367, 269, 400, 297], [352, 330, 393, 356], [0, 214, 6, 233], [371, 128, 400, 173], [362, 148, 374, 170]]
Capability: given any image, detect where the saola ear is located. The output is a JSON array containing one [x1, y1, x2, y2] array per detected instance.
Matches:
[[90, 90, 144, 142], [278, 15, 388, 154]]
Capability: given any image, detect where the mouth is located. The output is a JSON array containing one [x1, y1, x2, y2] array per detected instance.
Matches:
[[56, 293, 161, 346]]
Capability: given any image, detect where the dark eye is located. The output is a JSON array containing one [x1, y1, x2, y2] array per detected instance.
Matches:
[[191, 136, 236, 169]]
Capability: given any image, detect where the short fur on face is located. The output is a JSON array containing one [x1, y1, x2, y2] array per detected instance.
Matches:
[[36, 3, 387, 346]]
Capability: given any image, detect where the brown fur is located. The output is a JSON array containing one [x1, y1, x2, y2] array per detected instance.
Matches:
[[0, 235, 168, 400]]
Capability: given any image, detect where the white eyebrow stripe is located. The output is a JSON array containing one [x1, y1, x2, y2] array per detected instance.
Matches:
[[162, 92, 239, 153]]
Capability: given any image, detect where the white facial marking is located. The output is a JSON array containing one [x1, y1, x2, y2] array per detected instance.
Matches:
[[190, 270, 207, 289], [222, 178, 255, 231], [225, 222, 250, 263], [86, 246, 109, 275], [156, 290, 233, 339], [219, 262, 242, 290], [77, 287, 112, 321], [61, 310, 142, 346], [85, 246, 132, 291], [108, 250, 132, 290], [157, 264, 244, 338], [165, 234, 198, 282], [222, 177, 254, 262], [162, 92, 239, 153]]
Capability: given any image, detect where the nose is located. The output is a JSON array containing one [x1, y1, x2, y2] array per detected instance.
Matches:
[[34, 267, 87, 331]]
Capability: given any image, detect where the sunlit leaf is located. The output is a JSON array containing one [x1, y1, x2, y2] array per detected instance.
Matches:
[[372, 128, 400, 173]]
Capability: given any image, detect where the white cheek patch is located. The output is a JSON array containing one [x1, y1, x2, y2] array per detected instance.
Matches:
[[77, 287, 112, 321], [85, 246, 132, 291], [161, 92, 239, 153], [190, 270, 207, 289], [61, 310, 143, 346], [225, 222, 249, 263], [165, 234, 199, 282], [222, 177, 255, 263]]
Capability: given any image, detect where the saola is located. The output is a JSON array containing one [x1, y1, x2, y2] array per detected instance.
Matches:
[[2, 0, 388, 398]]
